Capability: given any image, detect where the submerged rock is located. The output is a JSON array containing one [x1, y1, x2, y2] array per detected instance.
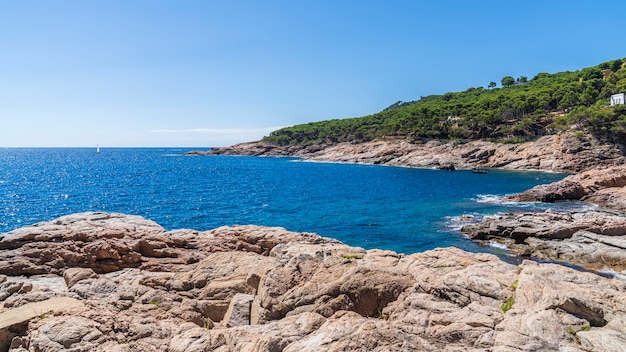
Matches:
[[0, 213, 624, 351]]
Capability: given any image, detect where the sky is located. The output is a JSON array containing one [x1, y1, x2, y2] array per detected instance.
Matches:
[[0, 1, 624, 147]]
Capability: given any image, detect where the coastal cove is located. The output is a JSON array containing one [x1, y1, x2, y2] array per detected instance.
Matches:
[[4, 4, 626, 349], [2, 148, 626, 351], [0, 148, 569, 256]]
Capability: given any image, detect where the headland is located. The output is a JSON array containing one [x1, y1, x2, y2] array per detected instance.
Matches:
[[4, 58, 626, 351]]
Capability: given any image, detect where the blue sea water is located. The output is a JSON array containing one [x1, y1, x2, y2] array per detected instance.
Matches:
[[0, 148, 580, 256]]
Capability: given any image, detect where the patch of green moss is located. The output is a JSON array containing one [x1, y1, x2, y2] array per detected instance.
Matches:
[[501, 297, 515, 313], [341, 253, 363, 260]]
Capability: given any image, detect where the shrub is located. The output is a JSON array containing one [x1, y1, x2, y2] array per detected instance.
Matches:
[[501, 297, 515, 313]]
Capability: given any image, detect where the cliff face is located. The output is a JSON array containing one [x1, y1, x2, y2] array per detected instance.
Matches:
[[195, 132, 626, 172], [1, 213, 625, 351]]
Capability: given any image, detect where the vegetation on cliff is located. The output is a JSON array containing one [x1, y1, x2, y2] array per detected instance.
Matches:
[[263, 58, 626, 145]]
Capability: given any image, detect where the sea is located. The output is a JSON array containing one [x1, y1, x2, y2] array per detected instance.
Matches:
[[0, 148, 587, 257]]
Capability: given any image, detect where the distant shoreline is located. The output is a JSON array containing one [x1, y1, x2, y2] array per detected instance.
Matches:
[[190, 133, 626, 273], [191, 132, 625, 173]]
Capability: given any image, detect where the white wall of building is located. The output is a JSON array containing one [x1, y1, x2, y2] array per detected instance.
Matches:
[[611, 93, 625, 106]]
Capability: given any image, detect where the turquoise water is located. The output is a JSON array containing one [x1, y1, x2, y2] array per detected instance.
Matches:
[[0, 148, 575, 255]]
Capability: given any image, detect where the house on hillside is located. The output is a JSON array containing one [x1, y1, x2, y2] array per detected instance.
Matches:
[[611, 93, 625, 106]]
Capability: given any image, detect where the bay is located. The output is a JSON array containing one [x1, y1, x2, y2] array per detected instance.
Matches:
[[0, 148, 576, 255]]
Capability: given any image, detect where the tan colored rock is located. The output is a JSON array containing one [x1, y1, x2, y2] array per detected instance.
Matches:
[[283, 311, 433, 352], [508, 164, 626, 203], [63, 268, 98, 288], [196, 132, 626, 172], [255, 243, 414, 323], [0, 213, 336, 276], [222, 293, 254, 327], [0, 213, 624, 351], [491, 260, 626, 351], [0, 297, 86, 351], [524, 230, 626, 271], [577, 316, 626, 352], [461, 210, 626, 271], [384, 248, 519, 350], [584, 186, 626, 212], [168, 312, 327, 352]]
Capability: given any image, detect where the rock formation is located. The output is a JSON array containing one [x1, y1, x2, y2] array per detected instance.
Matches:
[[1, 213, 625, 351], [461, 210, 626, 272], [456, 165, 626, 274], [506, 164, 626, 209], [191, 132, 626, 172]]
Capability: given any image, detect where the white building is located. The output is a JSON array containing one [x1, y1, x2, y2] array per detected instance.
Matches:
[[611, 93, 625, 106]]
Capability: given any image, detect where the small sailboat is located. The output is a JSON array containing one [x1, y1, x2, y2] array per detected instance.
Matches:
[[96, 144, 100, 153]]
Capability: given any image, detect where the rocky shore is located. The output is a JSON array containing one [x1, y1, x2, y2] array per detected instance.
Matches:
[[2, 134, 626, 351], [190, 133, 626, 275], [1, 212, 625, 351], [461, 165, 626, 274], [191, 132, 625, 172]]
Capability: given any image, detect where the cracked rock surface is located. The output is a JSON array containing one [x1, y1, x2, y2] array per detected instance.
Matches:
[[1, 212, 625, 351], [463, 164, 626, 273]]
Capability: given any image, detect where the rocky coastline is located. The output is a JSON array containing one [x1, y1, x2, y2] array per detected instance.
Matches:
[[2, 134, 626, 351], [1, 212, 625, 351], [190, 132, 626, 275], [190, 132, 626, 173], [461, 165, 626, 274]]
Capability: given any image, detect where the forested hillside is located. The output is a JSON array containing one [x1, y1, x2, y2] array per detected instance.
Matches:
[[263, 58, 626, 145]]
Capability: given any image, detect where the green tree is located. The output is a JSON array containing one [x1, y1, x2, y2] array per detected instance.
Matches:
[[558, 91, 579, 111], [581, 67, 602, 81], [610, 59, 623, 72], [501, 76, 515, 87], [519, 76, 528, 83], [262, 58, 626, 146], [580, 87, 598, 106]]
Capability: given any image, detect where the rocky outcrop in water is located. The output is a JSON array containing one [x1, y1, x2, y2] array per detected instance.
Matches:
[[456, 165, 626, 272], [1, 213, 625, 351], [507, 165, 626, 209], [461, 210, 626, 272], [193, 133, 625, 172]]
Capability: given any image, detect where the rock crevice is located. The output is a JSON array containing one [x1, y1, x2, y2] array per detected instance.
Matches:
[[1, 213, 624, 351]]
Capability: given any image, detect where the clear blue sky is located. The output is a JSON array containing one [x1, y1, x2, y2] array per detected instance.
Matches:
[[1, 1, 624, 147]]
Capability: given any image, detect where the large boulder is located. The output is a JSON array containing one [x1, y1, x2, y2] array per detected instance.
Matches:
[[507, 164, 626, 204]]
